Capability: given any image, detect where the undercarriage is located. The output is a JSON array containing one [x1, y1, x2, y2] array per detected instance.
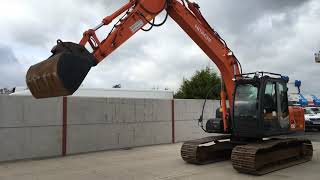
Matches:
[[181, 135, 313, 175]]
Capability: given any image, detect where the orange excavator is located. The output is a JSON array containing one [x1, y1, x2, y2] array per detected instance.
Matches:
[[26, 0, 313, 175]]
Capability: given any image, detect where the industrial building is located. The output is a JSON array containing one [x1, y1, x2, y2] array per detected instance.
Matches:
[[11, 87, 174, 99]]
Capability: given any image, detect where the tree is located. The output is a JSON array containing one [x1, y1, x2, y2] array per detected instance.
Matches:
[[174, 67, 221, 99]]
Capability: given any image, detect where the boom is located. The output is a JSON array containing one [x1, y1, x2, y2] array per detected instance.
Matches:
[[80, 0, 241, 131], [26, 0, 241, 132], [27, 0, 241, 132]]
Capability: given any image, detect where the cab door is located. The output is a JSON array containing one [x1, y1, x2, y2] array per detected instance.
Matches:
[[262, 80, 290, 136], [276, 82, 290, 130]]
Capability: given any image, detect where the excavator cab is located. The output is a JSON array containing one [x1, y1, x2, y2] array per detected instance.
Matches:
[[232, 72, 291, 139]]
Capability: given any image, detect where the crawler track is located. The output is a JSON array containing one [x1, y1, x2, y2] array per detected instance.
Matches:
[[181, 135, 234, 164], [231, 138, 313, 175]]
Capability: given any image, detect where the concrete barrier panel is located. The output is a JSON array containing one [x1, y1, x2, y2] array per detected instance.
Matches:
[[148, 122, 172, 144], [118, 99, 135, 123], [95, 124, 122, 151], [23, 97, 62, 126], [135, 102, 145, 122], [0, 127, 30, 161], [0, 96, 62, 127], [67, 97, 107, 125], [0, 96, 62, 162], [0, 96, 24, 127], [66, 98, 172, 154], [67, 124, 107, 154], [118, 124, 135, 148], [175, 121, 209, 142], [0, 126, 61, 161], [27, 126, 62, 158], [133, 123, 154, 146], [133, 122, 172, 146], [153, 100, 172, 122], [174, 99, 218, 121], [174, 99, 220, 142]]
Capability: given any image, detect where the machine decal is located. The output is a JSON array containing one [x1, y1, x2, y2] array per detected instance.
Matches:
[[195, 24, 212, 43], [130, 19, 144, 33]]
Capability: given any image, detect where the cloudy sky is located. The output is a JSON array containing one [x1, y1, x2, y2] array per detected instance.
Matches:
[[0, 0, 319, 94]]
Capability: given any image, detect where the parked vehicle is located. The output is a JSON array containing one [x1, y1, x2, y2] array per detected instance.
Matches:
[[309, 107, 320, 114], [304, 107, 320, 130]]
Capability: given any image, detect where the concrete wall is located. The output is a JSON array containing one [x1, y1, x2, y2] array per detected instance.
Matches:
[[0, 96, 220, 162], [174, 99, 220, 142], [66, 97, 172, 154], [0, 96, 62, 162]]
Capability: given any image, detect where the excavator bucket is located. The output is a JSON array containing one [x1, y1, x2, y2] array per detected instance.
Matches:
[[26, 40, 97, 99]]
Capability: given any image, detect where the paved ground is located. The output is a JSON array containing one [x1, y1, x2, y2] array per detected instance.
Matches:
[[0, 134, 319, 180], [305, 131, 320, 141]]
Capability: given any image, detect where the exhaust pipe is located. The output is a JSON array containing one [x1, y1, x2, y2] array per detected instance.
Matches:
[[26, 40, 97, 99]]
